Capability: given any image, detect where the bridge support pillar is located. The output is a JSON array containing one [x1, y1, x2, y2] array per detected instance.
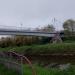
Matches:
[[51, 32, 62, 43]]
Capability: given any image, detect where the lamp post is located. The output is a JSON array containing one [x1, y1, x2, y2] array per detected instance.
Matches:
[[20, 23, 23, 31]]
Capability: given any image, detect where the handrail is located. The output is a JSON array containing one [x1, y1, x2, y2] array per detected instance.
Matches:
[[8, 51, 36, 75]]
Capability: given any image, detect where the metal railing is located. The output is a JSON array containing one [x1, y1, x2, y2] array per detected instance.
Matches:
[[0, 51, 36, 75]]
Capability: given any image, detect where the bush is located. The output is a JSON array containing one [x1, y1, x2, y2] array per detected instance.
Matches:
[[62, 36, 75, 42]]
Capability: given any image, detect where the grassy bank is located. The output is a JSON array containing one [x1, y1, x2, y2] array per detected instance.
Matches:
[[0, 43, 75, 54]]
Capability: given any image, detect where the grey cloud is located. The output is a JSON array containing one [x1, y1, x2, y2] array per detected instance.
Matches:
[[0, 0, 75, 30]]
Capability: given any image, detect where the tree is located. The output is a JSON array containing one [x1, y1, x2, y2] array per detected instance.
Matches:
[[63, 19, 75, 35], [36, 24, 55, 32], [42, 24, 55, 32]]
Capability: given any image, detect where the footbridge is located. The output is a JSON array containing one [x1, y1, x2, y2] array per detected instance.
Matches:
[[0, 29, 63, 37]]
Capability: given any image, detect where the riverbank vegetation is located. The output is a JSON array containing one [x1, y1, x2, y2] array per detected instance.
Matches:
[[0, 64, 75, 75], [0, 43, 75, 55]]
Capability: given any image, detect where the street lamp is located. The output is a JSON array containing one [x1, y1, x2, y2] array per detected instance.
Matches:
[[20, 23, 23, 31]]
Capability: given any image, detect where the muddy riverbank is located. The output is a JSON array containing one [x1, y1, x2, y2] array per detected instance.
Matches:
[[25, 53, 75, 64]]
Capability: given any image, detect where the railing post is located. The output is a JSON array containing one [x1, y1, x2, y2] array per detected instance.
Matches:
[[21, 57, 23, 75]]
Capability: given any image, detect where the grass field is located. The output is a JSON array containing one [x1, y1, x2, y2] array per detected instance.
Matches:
[[0, 42, 75, 75], [23, 64, 75, 75], [0, 43, 75, 54], [0, 64, 75, 75], [0, 64, 19, 75]]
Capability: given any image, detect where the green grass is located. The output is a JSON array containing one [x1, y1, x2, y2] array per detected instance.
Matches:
[[0, 63, 75, 75], [0, 64, 19, 75], [0, 43, 75, 54], [0, 43, 75, 75], [23, 64, 75, 75]]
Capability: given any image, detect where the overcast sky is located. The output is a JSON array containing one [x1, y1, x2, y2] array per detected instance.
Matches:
[[0, 0, 75, 30]]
